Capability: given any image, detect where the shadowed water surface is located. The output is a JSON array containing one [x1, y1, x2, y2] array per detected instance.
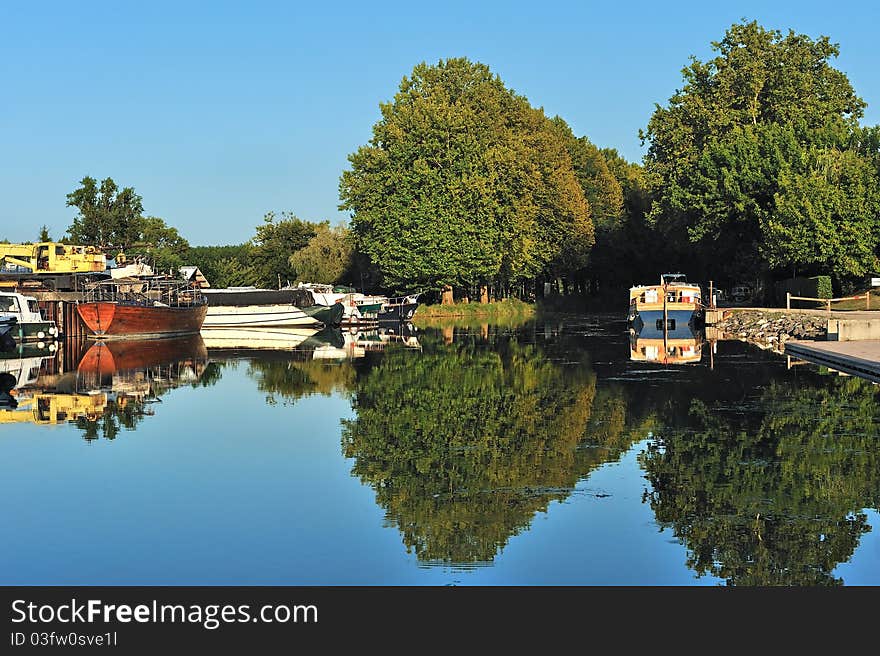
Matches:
[[1, 316, 878, 585]]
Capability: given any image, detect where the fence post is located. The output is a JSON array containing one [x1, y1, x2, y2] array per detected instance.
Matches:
[[786, 292, 791, 310], [868, 293, 871, 311], [827, 298, 831, 313]]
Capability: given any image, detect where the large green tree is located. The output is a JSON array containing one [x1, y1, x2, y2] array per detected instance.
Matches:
[[642, 20, 879, 288], [339, 57, 593, 295], [131, 216, 191, 273], [251, 211, 317, 288], [288, 222, 355, 285], [66, 176, 145, 249]]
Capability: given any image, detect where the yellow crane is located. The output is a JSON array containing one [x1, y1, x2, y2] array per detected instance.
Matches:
[[0, 242, 107, 275]]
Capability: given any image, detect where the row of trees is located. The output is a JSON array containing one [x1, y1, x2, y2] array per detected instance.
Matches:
[[17, 19, 879, 301], [56, 182, 358, 289], [338, 22, 880, 300]]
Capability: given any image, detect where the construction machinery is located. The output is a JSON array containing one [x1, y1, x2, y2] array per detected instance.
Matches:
[[0, 242, 109, 290]]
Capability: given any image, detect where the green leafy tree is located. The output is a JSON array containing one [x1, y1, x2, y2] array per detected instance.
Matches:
[[187, 244, 256, 288], [208, 256, 260, 288], [642, 20, 878, 287], [288, 222, 355, 284], [252, 211, 317, 288], [340, 57, 593, 295], [129, 216, 191, 273], [38, 225, 51, 242], [66, 176, 145, 249]]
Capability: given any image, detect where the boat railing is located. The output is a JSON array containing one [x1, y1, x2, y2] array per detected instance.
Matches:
[[384, 293, 420, 305], [81, 279, 206, 307]]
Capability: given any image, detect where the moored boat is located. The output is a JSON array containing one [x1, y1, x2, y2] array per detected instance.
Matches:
[[291, 283, 384, 325], [628, 274, 702, 331], [0, 291, 59, 343], [376, 294, 420, 323], [202, 287, 325, 328], [77, 278, 208, 340]]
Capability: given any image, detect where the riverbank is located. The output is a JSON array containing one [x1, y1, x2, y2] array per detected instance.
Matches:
[[414, 298, 535, 321]]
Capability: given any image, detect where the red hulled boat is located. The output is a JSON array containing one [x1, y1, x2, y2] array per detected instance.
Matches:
[[77, 278, 208, 340]]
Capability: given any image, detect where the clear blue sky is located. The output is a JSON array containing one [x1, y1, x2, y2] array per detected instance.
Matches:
[[1, 0, 877, 246]]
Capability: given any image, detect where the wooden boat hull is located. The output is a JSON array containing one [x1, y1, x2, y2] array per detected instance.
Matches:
[[77, 302, 208, 339]]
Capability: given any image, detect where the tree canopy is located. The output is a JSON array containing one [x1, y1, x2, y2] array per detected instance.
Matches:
[[642, 20, 880, 287], [66, 176, 145, 249], [251, 211, 318, 288], [288, 222, 355, 285], [339, 57, 594, 295]]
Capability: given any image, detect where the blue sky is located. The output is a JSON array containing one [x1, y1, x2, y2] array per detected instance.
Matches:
[[1, 1, 878, 246]]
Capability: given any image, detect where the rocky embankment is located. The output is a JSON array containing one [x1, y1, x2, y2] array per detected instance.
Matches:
[[712, 311, 826, 352]]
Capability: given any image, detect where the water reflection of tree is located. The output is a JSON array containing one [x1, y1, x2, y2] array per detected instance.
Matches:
[[641, 376, 880, 585], [73, 359, 216, 441], [246, 356, 357, 406], [341, 333, 639, 564], [76, 397, 149, 441]]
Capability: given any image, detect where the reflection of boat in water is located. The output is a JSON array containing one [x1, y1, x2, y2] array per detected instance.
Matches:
[[309, 324, 421, 360], [77, 335, 208, 376], [629, 323, 704, 365], [199, 327, 321, 351], [0, 343, 58, 386], [628, 273, 703, 331], [2, 334, 208, 428]]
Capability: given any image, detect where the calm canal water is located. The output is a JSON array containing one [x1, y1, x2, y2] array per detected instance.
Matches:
[[2, 315, 879, 585]]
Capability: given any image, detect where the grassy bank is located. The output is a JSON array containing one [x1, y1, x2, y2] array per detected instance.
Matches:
[[413, 298, 536, 322], [828, 288, 880, 311]]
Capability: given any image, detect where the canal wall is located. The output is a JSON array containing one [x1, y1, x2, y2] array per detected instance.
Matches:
[[827, 318, 880, 341], [708, 310, 827, 352]]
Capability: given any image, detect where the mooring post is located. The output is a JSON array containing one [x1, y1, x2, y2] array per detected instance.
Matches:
[[786, 292, 791, 310], [662, 281, 670, 363]]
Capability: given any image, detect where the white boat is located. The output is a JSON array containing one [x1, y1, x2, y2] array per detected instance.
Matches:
[[291, 283, 388, 325], [0, 291, 59, 343], [200, 326, 321, 350], [201, 287, 327, 328], [628, 274, 703, 331]]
